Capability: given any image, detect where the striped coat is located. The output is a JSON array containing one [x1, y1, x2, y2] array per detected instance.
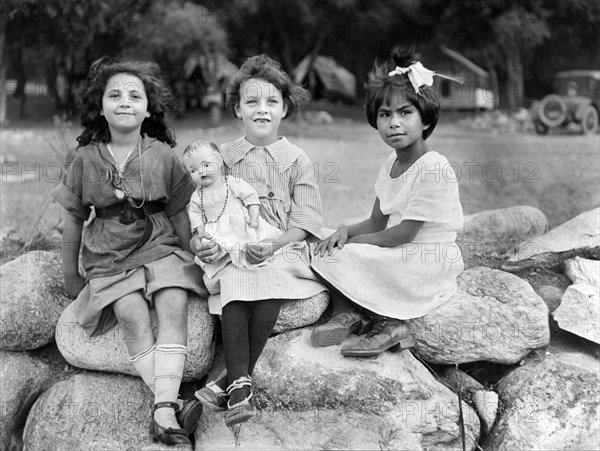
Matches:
[[204, 137, 327, 314]]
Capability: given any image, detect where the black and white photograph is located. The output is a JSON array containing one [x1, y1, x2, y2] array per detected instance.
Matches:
[[1, 0, 599, 449]]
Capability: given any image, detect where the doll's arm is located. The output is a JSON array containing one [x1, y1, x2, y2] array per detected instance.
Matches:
[[62, 211, 85, 298], [247, 204, 259, 228]]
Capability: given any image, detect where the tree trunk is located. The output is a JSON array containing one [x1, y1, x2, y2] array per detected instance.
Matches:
[[502, 40, 524, 111], [304, 20, 335, 80]]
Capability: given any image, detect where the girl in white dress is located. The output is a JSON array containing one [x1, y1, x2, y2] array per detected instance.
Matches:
[[311, 46, 464, 357]]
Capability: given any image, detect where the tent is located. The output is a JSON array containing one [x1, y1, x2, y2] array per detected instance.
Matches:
[[294, 55, 357, 101]]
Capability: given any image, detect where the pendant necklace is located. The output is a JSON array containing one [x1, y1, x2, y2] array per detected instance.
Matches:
[[108, 138, 145, 208]]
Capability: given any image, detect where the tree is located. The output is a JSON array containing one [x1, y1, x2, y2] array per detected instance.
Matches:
[[428, 0, 551, 111], [195, 0, 427, 97], [1, 0, 150, 120]]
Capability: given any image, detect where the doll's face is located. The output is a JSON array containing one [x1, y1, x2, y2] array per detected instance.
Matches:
[[101, 73, 150, 136], [235, 78, 288, 146], [183, 148, 223, 187]]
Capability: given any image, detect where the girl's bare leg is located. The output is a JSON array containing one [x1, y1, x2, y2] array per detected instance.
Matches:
[[153, 287, 188, 429], [113, 292, 156, 391]]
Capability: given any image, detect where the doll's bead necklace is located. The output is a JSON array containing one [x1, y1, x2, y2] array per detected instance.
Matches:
[[200, 175, 229, 224]]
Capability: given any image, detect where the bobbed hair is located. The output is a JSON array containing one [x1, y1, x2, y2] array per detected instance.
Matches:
[[77, 57, 177, 148], [365, 46, 440, 140], [225, 54, 310, 117]]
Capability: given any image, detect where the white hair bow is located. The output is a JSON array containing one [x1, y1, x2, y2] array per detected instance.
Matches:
[[388, 62, 435, 94], [388, 61, 462, 95]]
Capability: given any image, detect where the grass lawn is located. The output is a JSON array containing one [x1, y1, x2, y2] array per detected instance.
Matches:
[[1, 108, 599, 263]]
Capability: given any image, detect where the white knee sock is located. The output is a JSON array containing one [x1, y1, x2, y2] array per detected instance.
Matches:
[[130, 344, 156, 393], [154, 344, 187, 405]]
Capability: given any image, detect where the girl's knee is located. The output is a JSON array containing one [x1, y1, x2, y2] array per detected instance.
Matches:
[[113, 293, 148, 323]]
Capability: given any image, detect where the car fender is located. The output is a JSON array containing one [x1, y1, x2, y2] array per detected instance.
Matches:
[[573, 98, 593, 122]]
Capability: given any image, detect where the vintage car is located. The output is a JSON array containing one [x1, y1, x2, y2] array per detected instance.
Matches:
[[531, 70, 600, 135]]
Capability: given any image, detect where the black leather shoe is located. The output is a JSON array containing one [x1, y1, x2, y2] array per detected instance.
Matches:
[[150, 401, 192, 447], [195, 372, 228, 411], [176, 398, 203, 435], [311, 309, 372, 347], [341, 317, 415, 358]]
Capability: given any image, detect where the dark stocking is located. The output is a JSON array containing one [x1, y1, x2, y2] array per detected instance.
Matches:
[[248, 299, 281, 375], [221, 299, 281, 404], [221, 301, 250, 403]]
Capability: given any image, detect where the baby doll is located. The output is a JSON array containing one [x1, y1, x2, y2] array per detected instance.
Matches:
[[184, 140, 282, 279]]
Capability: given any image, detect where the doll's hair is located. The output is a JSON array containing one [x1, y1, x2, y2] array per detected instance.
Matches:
[[182, 140, 224, 168], [225, 54, 310, 117], [77, 57, 177, 148], [365, 46, 440, 140]]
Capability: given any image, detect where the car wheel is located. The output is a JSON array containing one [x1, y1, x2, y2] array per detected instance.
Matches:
[[581, 106, 599, 135], [534, 120, 549, 135], [538, 94, 568, 128]]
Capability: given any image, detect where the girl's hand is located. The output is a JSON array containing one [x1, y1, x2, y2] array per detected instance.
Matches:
[[245, 241, 277, 265], [64, 273, 85, 299], [191, 232, 223, 264], [315, 227, 349, 257]]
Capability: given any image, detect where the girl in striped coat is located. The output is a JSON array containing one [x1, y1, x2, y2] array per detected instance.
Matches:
[[191, 55, 327, 426]]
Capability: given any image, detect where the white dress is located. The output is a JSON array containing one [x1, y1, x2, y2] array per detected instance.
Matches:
[[311, 150, 464, 319], [188, 177, 282, 279]]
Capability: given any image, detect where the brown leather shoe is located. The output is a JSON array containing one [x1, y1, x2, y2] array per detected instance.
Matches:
[[340, 317, 415, 357], [311, 309, 372, 347]]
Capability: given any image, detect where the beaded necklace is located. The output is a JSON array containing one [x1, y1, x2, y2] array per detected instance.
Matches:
[[200, 175, 229, 224]]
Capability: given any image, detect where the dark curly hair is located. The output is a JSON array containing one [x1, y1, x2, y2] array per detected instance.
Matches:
[[77, 58, 176, 148], [225, 54, 310, 117], [366, 46, 440, 140]]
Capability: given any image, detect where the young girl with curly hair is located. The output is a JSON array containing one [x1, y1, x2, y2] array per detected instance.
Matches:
[[51, 58, 204, 446]]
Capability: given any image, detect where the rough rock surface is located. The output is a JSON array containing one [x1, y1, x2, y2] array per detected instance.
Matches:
[[273, 290, 329, 333], [471, 390, 499, 437], [553, 286, 600, 345], [483, 351, 600, 450], [0, 345, 76, 451], [56, 294, 215, 382], [553, 258, 600, 343], [22, 372, 161, 451], [195, 329, 480, 450], [408, 267, 550, 364], [0, 251, 71, 350], [565, 256, 600, 286], [460, 206, 547, 244], [502, 208, 600, 271]]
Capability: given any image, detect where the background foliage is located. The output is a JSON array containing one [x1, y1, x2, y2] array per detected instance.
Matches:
[[2, 0, 599, 122]]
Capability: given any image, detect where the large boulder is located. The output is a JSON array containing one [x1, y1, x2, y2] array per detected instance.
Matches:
[[0, 345, 76, 451], [195, 329, 480, 450], [502, 208, 600, 271], [273, 290, 329, 333], [408, 267, 550, 364], [483, 351, 600, 450], [22, 372, 158, 451], [0, 251, 71, 350], [459, 206, 547, 244], [553, 258, 600, 344], [56, 294, 215, 382]]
